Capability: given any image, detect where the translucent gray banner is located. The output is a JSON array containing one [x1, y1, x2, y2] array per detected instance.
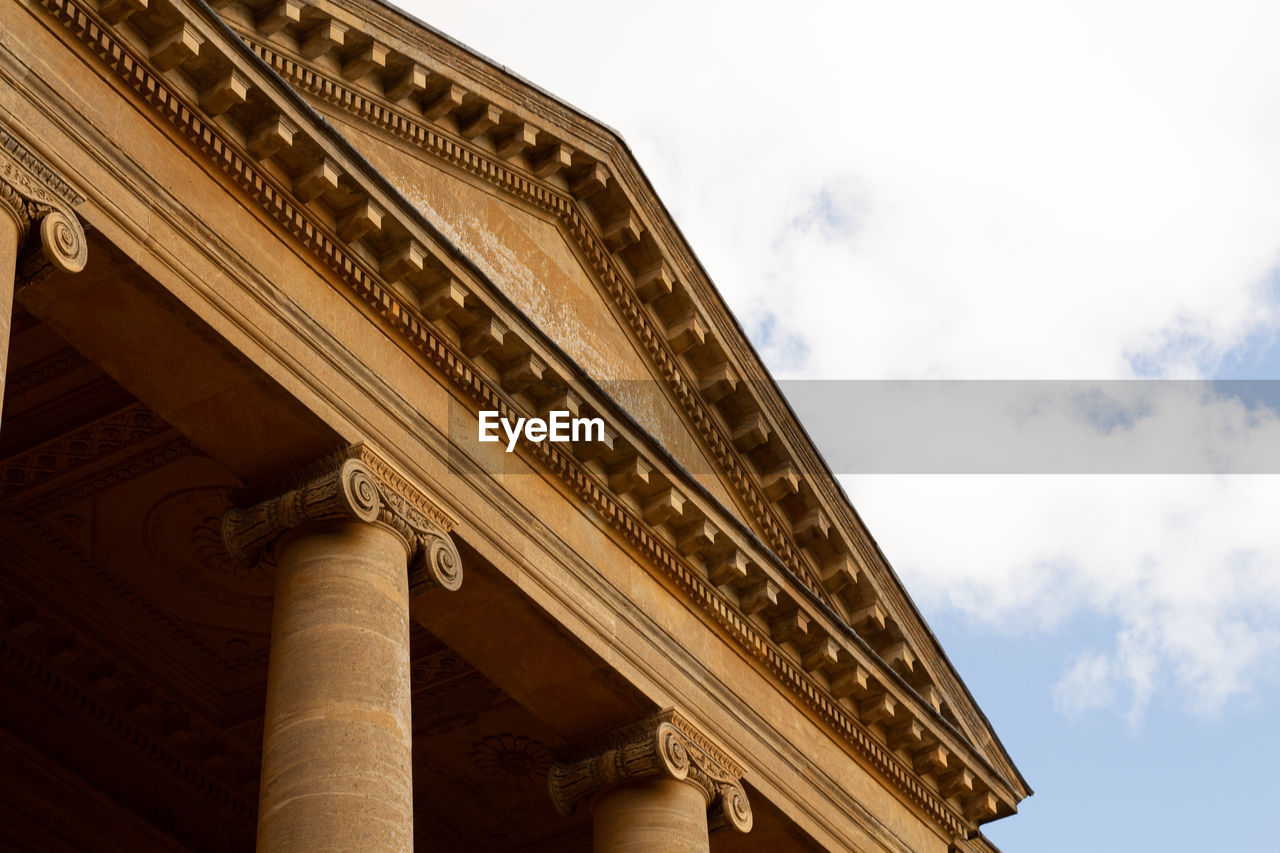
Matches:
[[446, 380, 1280, 475], [777, 380, 1280, 474]]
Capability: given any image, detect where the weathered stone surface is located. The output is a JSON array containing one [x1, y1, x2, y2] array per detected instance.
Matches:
[[594, 778, 711, 853], [258, 521, 413, 853]]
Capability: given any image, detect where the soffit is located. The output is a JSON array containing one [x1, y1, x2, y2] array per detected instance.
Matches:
[[0, 315, 585, 850]]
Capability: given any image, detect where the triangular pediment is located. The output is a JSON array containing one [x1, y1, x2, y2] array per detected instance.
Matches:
[[317, 110, 742, 513]]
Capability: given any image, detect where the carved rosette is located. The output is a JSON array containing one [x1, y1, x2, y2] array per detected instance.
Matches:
[[0, 124, 87, 275], [548, 708, 753, 834], [221, 444, 462, 591]]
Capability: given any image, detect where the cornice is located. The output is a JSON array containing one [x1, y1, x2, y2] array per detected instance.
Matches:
[[213, 0, 845, 610], [952, 833, 1004, 853], [24, 0, 1019, 833], [232, 34, 837, 609], [313, 5, 1026, 787]]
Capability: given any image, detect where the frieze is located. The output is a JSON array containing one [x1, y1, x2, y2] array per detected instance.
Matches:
[[14, 507, 256, 677], [4, 347, 89, 396], [0, 403, 178, 500], [410, 646, 473, 692], [0, 581, 258, 825]]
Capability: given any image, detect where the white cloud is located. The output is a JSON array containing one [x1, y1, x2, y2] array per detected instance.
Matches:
[[415, 0, 1280, 380], [1053, 652, 1120, 718], [407, 0, 1280, 718], [843, 472, 1280, 718]]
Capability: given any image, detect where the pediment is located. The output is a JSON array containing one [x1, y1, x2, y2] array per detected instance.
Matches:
[[317, 110, 741, 512]]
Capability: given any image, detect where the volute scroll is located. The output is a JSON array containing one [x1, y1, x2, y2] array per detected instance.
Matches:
[[547, 708, 753, 834], [0, 124, 87, 276], [221, 444, 463, 591]]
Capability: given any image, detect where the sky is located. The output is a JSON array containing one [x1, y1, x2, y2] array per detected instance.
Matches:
[[402, 2, 1280, 849]]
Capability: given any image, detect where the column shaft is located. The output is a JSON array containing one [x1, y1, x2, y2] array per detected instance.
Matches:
[[0, 212, 20, 428], [593, 778, 710, 853], [257, 520, 413, 853]]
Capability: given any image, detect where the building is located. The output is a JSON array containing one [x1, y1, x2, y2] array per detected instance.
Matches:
[[0, 0, 1031, 848]]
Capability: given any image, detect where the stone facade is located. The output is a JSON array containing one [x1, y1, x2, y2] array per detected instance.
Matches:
[[0, 0, 1028, 848]]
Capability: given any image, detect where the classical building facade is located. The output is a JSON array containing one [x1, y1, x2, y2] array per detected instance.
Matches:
[[0, 0, 1030, 849]]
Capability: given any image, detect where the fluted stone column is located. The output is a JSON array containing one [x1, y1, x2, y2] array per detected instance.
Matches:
[[0, 123, 88, 428], [549, 709, 753, 852], [223, 445, 462, 853]]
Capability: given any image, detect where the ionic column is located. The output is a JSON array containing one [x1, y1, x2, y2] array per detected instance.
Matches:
[[548, 709, 754, 853], [222, 445, 462, 853], [0, 123, 88, 427]]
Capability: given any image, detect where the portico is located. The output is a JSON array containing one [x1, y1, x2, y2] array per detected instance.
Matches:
[[0, 0, 1029, 848]]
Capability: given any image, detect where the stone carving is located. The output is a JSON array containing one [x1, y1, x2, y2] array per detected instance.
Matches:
[[0, 403, 172, 498], [221, 444, 462, 591], [547, 708, 752, 834], [0, 581, 258, 827], [410, 647, 472, 692], [470, 733, 552, 788], [0, 123, 87, 274], [6, 347, 89, 395], [146, 486, 273, 611]]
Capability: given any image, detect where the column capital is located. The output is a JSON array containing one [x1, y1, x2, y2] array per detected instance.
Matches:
[[548, 708, 753, 834], [0, 123, 87, 276], [222, 443, 462, 592]]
